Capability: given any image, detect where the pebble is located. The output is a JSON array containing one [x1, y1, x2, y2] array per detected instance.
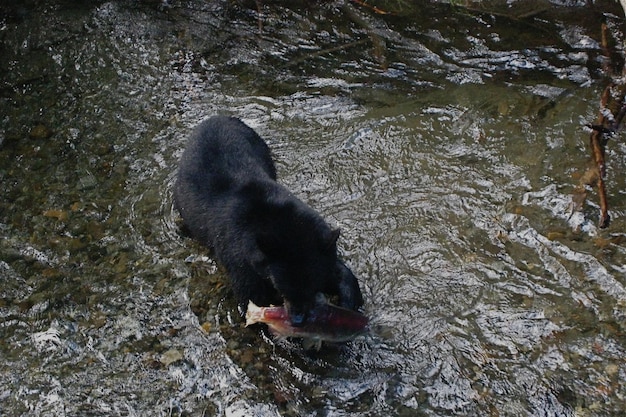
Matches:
[[29, 124, 53, 140], [160, 348, 184, 366]]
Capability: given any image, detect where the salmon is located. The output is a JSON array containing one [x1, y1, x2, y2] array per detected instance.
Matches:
[[245, 298, 368, 350]]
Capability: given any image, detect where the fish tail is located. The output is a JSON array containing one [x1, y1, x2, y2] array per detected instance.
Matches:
[[245, 300, 262, 327]]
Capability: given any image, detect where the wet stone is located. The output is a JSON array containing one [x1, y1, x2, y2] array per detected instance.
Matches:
[[160, 348, 184, 366], [29, 124, 53, 140]]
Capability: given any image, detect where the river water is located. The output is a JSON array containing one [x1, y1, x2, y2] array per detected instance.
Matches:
[[1, 1, 625, 416]]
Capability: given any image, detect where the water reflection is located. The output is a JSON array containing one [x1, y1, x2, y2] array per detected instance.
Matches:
[[1, 0, 625, 416]]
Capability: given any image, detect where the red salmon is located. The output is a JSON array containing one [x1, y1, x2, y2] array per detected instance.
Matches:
[[245, 299, 368, 350]]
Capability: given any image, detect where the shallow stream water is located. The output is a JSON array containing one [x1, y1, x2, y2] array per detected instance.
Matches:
[[1, 1, 626, 416]]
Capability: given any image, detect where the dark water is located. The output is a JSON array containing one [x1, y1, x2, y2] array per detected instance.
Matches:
[[1, 1, 625, 416]]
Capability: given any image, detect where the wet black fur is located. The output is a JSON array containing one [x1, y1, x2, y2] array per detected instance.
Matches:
[[174, 116, 363, 323]]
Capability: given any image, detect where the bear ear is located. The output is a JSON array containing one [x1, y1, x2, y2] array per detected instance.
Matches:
[[325, 228, 340, 250]]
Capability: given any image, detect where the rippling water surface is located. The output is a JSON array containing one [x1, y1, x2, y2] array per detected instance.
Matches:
[[1, 1, 625, 416]]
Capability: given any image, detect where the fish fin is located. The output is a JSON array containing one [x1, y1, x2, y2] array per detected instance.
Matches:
[[302, 337, 323, 351], [268, 327, 284, 339], [245, 300, 261, 327], [264, 327, 291, 346]]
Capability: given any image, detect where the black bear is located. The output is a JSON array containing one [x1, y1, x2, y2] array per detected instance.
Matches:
[[174, 116, 363, 325]]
